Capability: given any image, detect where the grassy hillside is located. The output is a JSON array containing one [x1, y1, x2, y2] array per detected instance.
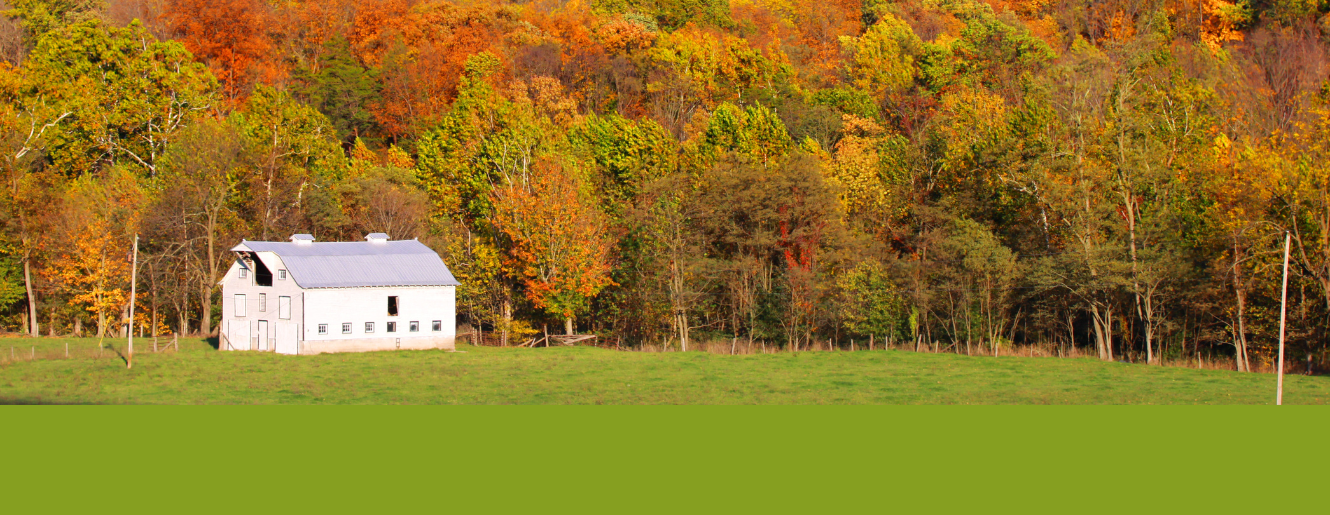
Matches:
[[1, 337, 1327, 404]]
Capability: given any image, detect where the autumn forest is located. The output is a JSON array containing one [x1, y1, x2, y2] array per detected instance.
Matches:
[[0, 0, 1327, 372]]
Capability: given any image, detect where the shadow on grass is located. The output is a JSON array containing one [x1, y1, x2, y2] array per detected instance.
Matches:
[[206, 337, 219, 350], [100, 344, 129, 366]]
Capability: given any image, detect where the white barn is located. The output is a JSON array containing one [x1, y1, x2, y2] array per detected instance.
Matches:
[[219, 233, 459, 355]]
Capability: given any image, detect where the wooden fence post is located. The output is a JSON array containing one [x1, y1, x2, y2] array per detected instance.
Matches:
[[1277, 232, 1291, 406]]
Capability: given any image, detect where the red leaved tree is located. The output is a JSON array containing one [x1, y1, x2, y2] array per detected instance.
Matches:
[[163, 0, 276, 104]]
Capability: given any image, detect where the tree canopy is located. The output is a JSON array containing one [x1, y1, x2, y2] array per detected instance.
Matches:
[[0, 0, 1326, 372]]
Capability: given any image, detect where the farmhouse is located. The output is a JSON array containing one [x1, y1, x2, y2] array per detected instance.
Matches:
[[219, 233, 459, 355]]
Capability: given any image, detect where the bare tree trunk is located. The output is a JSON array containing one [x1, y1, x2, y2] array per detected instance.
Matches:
[[1065, 313, 1075, 356], [1144, 303, 1154, 365], [1091, 307, 1106, 360], [677, 312, 689, 351], [1127, 203, 1145, 363], [1232, 247, 1251, 372], [1090, 304, 1115, 361], [201, 213, 218, 337], [151, 264, 158, 340], [23, 259, 38, 337], [176, 301, 188, 340], [668, 249, 686, 351], [96, 304, 106, 338], [1105, 307, 1115, 361], [1141, 287, 1161, 365], [118, 301, 130, 339], [502, 300, 511, 346]]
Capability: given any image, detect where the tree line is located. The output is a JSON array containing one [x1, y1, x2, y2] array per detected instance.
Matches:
[[0, 0, 1326, 372]]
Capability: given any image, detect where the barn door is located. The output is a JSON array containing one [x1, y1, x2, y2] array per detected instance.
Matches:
[[230, 322, 250, 351], [257, 320, 269, 351], [275, 323, 299, 355]]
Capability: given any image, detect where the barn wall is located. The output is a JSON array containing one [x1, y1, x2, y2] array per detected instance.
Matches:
[[301, 286, 456, 348], [298, 335, 455, 354], [219, 253, 305, 351]]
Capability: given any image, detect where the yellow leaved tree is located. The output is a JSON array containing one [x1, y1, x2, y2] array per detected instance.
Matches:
[[45, 168, 144, 338]]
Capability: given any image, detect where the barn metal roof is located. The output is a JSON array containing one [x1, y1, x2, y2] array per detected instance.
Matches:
[[231, 239, 460, 288]]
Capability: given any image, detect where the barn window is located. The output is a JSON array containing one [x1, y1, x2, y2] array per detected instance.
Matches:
[[259, 293, 267, 312], [387, 322, 397, 333], [318, 324, 328, 335], [409, 321, 419, 332], [432, 320, 441, 332], [341, 323, 351, 334], [234, 295, 246, 316], [278, 269, 287, 280], [278, 296, 291, 320], [365, 322, 375, 333], [387, 296, 399, 316], [239, 268, 247, 279]]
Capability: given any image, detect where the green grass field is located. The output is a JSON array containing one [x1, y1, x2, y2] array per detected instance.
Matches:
[[1, 336, 1327, 404]]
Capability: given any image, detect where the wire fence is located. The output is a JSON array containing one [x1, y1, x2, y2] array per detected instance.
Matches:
[[4, 332, 1308, 375], [0, 336, 187, 365], [461, 331, 1279, 373]]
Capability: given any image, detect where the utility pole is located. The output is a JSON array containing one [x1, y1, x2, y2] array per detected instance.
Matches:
[[1277, 232, 1290, 405], [128, 235, 139, 370]]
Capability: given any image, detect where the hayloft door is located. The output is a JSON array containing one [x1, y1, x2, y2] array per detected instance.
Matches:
[[257, 320, 269, 351]]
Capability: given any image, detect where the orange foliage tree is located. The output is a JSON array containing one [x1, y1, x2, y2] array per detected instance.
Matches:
[[491, 157, 613, 335], [45, 168, 144, 338], [163, 0, 276, 104]]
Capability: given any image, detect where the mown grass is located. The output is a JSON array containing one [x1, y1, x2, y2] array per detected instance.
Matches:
[[0, 337, 1326, 404]]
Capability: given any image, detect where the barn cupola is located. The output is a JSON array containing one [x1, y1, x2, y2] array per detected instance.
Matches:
[[365, 233, 390, 244], [290, 234, 315, 245]]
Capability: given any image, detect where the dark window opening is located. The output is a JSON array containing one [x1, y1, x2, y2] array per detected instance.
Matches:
[[388, 296, 399, 316], [409, 321, 419, 332], [387, 321, 397, 333], [246, 252, 274, 286]]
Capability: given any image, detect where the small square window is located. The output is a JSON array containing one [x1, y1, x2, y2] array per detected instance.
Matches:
[[342, 323, 352, 334], [318, 324, 328, 335], [432, 320, 441, 332], [409, 321, 419, 332], [279, 269, 287, 280], [239, 268, 248, 279], [365, 322, 375, 333], [387, 321, 397, 333], [388, 296, 399, 316]]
